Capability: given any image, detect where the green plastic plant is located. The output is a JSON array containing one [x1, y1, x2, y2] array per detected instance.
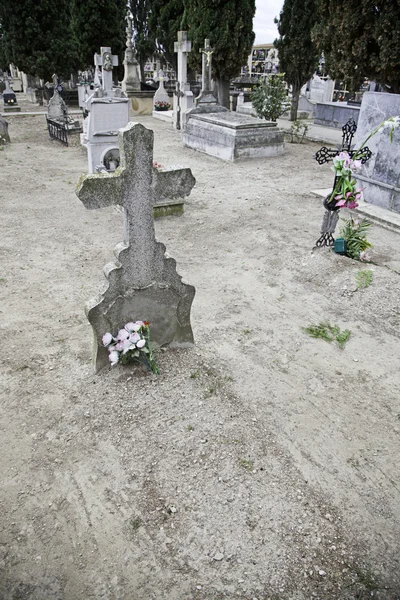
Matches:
[[251, 74, 290, 122], [340, 217, 373, 261]]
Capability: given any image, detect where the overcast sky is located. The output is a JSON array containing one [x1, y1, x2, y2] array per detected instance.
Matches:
[[253, 0, 284, 44]]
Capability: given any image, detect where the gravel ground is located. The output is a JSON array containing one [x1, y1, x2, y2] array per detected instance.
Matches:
[[0, 106, 400, 600]]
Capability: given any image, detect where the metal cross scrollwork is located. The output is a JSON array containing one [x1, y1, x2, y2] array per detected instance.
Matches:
[[314, 118, 372, 248]]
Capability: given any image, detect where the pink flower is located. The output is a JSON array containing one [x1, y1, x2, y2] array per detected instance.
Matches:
[[124, 322, 137, 332], [351, 160, 362, 172], [107, 344, 116, 353], [335, 199, 347, 207], [129, 332, 140, 344], [117, 329, 129, 341], [102, 332, 113, 346], [360, 251, 371, 262], [136, 339, 146, 349], [116, 339, 130, 351], [109, 351, 119, 366], [347, 201, 359, 209]]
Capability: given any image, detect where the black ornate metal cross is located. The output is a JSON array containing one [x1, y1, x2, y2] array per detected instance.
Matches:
[[314, 118, 372, 248]]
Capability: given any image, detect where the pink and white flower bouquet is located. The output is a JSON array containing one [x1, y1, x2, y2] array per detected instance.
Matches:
[[102, 321, 159, 374]]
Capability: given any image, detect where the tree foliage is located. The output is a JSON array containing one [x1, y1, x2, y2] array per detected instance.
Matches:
[[313, 0, 400, 93], [274, 0, 320, 120], [0, 0, 77, 80], [148, 0, 185, 71], [182, 0, 256, 106], [0, 0, 126, 80], [252, 74, 290, 121], [71, 0, 127, 72], [129, 0, 157, 81]]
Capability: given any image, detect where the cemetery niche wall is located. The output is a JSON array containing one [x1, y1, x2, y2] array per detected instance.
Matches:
[[76, 122, 196, 372], [183, 39, 285, 162]]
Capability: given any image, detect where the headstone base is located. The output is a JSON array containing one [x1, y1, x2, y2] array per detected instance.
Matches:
[[3, 106, 21, 113], [152, 109, 173, 123], [184, 112, 285, 161]]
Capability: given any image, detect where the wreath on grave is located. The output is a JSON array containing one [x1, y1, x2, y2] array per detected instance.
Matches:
[[154, 100, 170, 111]]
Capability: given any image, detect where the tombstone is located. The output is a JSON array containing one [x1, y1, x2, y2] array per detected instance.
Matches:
[[353, 92, 400, 212], [47, 86, 80, 131], [0, 116, 10, 144], [173, 31, 194, 130], [153, 70, 171, 111], [3, 78, 20, 112], [82, 47, 129, 173], [122, 15, 141, 93], [183, 39, 285, 161], [76, 122, 196, 371]]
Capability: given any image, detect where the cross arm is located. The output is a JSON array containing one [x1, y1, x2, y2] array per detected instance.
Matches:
[[76, 171, 125, 209], [315, 146, 340, 165]]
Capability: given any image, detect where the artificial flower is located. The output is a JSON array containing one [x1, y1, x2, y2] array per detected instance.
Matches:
[[102, 332, 113, 346], [136, 339, 146, 349], [129, 332, 140, 344], [117, 328, 130, 341], [109, 351, 120, 366]]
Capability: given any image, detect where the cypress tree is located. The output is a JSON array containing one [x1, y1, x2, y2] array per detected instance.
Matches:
[[182, 0, 256, 107], [0, 0, 77, 80], [129, 0, 157, 82], [274, 0, 320, 121], [71, 0, 126, 72], [314, 0, 400, 94]]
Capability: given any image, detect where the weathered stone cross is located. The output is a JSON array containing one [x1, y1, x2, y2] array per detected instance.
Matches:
[[94, 46, 118, 91], [174, 31, 193, 130], [76, 122, 196, 371], [200, 39, 214, 91]]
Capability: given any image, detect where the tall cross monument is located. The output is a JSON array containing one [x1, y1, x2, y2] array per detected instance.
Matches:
[[173, 31, 194, 130]]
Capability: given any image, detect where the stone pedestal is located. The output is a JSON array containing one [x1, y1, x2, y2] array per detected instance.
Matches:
[[184, 112, 285, 161], [85, 94, 130, 173], [354, 92, 400, 213]]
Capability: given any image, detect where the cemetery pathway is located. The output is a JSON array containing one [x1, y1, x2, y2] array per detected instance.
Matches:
[[1, 114, 400, 600]]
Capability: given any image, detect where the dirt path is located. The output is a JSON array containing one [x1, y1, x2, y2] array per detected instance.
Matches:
[[0, 112, 399, 600]]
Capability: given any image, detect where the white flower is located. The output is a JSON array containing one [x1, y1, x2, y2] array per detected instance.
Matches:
[[109, 350, 120, 366], [136, 339, 146, 349], [129, 332, 140, 344], [117, 328, 130, 341], [382, 116, 400, 129], [124, 322, 137, 332], [122, 344, 135, 355], [102, 332, 113, 347]]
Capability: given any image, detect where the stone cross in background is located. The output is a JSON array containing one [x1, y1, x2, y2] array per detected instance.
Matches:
[[196, 39, 218, 106], [76, 122, 196, 371], [122, 14, 141, 93], [94, 47, 118, 91], [173, 30, 194, 130]]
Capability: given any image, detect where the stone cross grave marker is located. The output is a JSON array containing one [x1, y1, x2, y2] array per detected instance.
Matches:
[[122, 14, 140, 93], [196, 39, 217, 106], [314, 118, 372, 247], [76, 122, 196, 371], [174, 30, 193, 130], [94, 47, 118, 92]]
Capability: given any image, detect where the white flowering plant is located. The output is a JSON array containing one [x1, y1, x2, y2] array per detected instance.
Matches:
[[102, 321, 159, 374]]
